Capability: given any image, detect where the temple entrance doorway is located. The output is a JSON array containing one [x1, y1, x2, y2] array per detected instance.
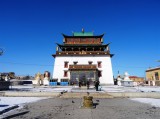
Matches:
[[70, 70, 98, 86]]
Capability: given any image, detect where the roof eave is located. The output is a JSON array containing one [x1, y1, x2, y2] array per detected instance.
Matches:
[[62, 33, 104, 38], [52, 54, 56, 58]]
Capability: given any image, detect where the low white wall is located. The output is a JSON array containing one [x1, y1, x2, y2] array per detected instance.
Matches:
[[4, 92, 60, 97], [108, 92, 160, 98]]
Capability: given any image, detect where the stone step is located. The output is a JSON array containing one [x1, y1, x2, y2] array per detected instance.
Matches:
[[0, 92, 5, 96], [60, 92, 113, 98]]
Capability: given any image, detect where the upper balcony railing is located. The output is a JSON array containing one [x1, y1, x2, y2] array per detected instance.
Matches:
[[56, 51, 110, 55], [64, 38, 102, 44], [69, 64, 97, 70]]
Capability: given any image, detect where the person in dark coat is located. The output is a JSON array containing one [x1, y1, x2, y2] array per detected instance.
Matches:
[[87, 81, 90, 89], [79, 81, 81, 88], [95, 80, 100, 91]]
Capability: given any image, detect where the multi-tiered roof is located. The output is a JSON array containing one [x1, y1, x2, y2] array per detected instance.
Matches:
[[53, 29, 113, 57]]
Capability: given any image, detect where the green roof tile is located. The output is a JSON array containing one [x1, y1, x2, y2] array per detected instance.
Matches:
[[73, 32, 93, 36]]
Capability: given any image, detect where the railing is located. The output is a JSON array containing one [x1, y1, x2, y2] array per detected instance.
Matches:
[[65, 38, 102, 44], [69, 65, 97, 70], [56, 51, 110, 55], [65, 42, 101, 44]]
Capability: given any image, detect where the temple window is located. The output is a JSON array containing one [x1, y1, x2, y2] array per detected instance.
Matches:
[[98, 71, 102, 77], [64, 71, 68, 77], [155, 72, 159, 80], [88, 61, 93, 65], [97, 61, 102, 68], [73, 61, 78, 65], [64, 62, 68, 68]]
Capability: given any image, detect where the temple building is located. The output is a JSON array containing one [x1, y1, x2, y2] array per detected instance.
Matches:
[[52, 29, 114, 85]]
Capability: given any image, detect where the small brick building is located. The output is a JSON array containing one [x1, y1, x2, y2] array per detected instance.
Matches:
[[146, 67, 160, 86]]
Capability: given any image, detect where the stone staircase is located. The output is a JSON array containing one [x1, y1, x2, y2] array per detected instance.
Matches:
[[60, 92, 113, 98]]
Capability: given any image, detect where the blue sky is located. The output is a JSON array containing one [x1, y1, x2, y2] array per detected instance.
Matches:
[[0, 0, 160, 77]]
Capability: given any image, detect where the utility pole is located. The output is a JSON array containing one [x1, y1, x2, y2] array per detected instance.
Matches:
[[0, 48, 3, 80]]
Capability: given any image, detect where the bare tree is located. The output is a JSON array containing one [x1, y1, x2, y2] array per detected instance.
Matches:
[[0, 48, 3, 56]]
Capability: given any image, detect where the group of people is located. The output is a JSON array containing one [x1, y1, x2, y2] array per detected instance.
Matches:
[[78, 80, 100, 91]]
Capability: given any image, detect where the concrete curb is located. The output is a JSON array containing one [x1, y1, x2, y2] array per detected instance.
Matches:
[[108, 92, 160, 98], [61, 92, 160, 99], [1, 91, 160, 98], [60, 92, 113, 98], [3, 92, 60, 97]]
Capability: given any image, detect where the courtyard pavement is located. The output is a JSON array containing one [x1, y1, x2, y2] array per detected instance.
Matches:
[[1, 85, 160, 119], [2, 97, 160, 119]]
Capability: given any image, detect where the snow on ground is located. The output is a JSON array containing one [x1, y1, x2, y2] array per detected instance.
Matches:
[[0, 97, 48, 112], [134, 86, 160, 92], [7, 85, 160, 93], [50, 87, 72, 92], [9, 85, 73, 92], [101, 86, 125, 92], [102, 85, 137, 92], [130, 98, 160, 107], [102, 85, 160, 93]]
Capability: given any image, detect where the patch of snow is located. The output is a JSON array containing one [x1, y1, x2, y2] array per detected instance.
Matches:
[[134, 86, 160, 92], [6, 85, 160, 93], [130, 98, 160, 107], [10, 85, 33, 89], [9, 85, 73, 92], [0, 97, 48, 112], [102, 88, 125, 92], [51, 88, 72, 92], [102, 86, 160, 93]]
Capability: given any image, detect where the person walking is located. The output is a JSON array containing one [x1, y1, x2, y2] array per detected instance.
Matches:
[[79, 81, 81, 88], [95, 80, 99, 91], [87, 80, 90, 89]]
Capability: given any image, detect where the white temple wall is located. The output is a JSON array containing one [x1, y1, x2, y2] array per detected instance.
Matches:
[[53, 55, 114, 85]]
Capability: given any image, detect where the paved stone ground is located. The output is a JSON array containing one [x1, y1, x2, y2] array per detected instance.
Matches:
[[2, 98, 160, 119]]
